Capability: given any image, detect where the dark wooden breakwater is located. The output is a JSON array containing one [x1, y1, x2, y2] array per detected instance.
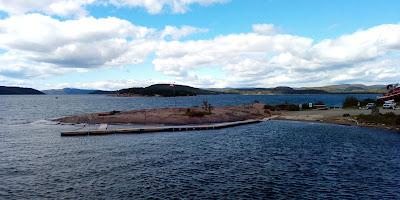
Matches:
[[61, 119, 267, 137]]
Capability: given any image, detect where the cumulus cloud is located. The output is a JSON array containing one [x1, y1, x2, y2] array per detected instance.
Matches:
[[252, 24, 279, 35], [0, 0, 94, 17], [0, 10, 399, 89], [107, 0, 227, 14], [0, 13, 159, 79], [153, 23, 400, 87], [45, 79, 159, 90], [0, 0, 226, 17], [161, 25, 208, 40]]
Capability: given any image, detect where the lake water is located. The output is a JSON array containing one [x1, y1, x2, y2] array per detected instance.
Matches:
[[1, 94, 399, 199]]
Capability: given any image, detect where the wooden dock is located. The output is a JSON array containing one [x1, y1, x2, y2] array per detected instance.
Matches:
[[61, 119, 265, 137]]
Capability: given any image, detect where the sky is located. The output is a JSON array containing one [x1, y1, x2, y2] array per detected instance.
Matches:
[[0, 0, 399, 90]]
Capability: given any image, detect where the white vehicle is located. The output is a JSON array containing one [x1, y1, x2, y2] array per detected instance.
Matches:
[[383, 100, 396, 109]]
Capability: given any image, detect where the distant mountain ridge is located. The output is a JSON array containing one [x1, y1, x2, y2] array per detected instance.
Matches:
[[43, 88, 112, 95], [219, 84, 387, 94], [222, 86, 328, 95], [302, 84, 386, 93], [40, 84, 388, 96], [0, 86, 44, 95]]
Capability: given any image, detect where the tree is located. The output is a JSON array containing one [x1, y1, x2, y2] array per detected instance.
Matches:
[[202, 100, 214, 113], [343, 96, 359, 108]]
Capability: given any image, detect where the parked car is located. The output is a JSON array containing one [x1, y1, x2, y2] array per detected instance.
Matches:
[[383, 100, 396, 109], [366, 103, 376, 109]]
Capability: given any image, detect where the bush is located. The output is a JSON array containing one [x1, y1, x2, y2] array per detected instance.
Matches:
[[264, 104, 276, 111], [202, 100, 213, 113], [185, 108, 210, 117], [343, 96, 359, 108], [275, 104, 300, 111], [356, 112, 400, 125], [343, 113, 351, 117]]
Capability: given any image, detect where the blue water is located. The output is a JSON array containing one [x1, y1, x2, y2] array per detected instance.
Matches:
[[1, 94, 399, 199]]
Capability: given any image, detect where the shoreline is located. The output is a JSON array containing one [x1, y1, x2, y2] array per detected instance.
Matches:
[[55, 103, 400, 135], [275, 109, 400, 132]]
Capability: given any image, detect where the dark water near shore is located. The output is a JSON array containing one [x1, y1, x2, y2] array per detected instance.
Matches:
[[1, 94, 400, 199]]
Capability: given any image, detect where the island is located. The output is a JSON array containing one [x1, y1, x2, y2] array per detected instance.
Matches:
[[0, 86, 44, 95], [115, 84, 220, 97]]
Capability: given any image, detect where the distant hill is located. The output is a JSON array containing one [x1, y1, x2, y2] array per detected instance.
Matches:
[[43, 88, 95, 95], [117, 84, 220, 97], [43, 88, 112, 95], [302, 84, 387, 94], [0, 86, 45, 95], [223, 86, 328, 95], [89, 90, 116, 95], [219, 84, 387, 94]]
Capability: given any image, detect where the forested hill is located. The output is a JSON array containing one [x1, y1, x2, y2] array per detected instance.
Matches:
[[117, 84, 220, 97], [0, 86, 45, 95]]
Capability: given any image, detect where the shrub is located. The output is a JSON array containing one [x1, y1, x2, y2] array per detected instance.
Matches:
[[356, 112, 400, 125], [343, 96, 359, 108], [276, 104, 300, 111], [185, 108, 210, 117], [202, 100, 213, 113], [264, 104, 276, 111], [343, 113, 351, 117]]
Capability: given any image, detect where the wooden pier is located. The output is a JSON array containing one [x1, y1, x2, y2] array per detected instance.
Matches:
[[61, 119, 266, 137]]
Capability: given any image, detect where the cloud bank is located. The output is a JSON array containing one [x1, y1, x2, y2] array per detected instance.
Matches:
[[0, 10, 399, 89]]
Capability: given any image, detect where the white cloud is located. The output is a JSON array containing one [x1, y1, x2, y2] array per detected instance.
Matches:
[[45, 79, 159, 90], [0, 0, 94, 17], [161, 25, 208, 40], [108, 0, 227, 14], [0, 0, 226, 17], [0, 14, 159, 79], [252, 24, 279, 35], [0, 10, 399, 89], [153, 23, 400, 87]]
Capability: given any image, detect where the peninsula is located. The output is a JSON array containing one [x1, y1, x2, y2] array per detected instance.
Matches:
[[55, 103, 270, 125]]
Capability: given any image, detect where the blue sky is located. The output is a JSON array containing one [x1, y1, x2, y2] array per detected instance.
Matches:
[[0, 0, 399, 90]]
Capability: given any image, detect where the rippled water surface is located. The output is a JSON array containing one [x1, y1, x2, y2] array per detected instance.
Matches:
[[1, 94, 399, 199]]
